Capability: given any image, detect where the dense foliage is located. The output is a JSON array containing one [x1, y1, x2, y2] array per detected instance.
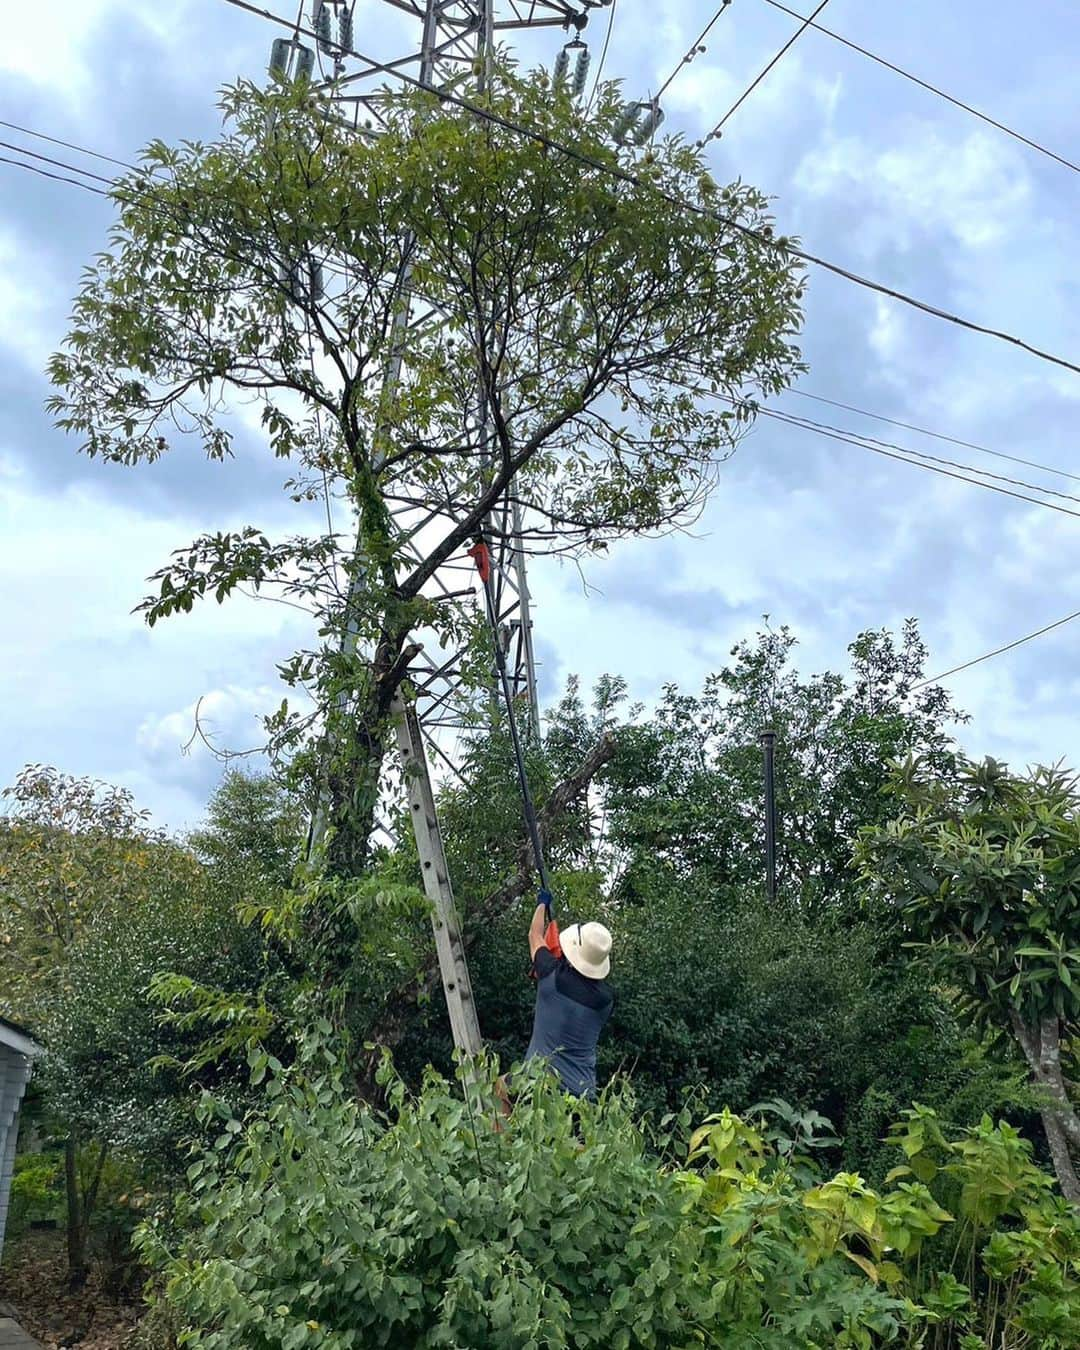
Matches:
[[0, 767, 291, 1284], [142, 1052, 1080, 1349], [859, 755, 1080, 1201], [5, 623, 1075, 1345], [395, 626, 1018, 1179], [46, 68, 805, 879]]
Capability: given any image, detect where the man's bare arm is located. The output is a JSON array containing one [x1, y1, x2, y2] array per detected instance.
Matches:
[[528, 902, 548, 959]]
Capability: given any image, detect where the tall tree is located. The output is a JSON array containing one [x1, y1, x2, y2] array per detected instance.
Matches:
[[0, 766, 200, 1284], [597, 621, 960, 913], [857, 756, 1080, 1201], [46, 68, 805, 890], [0, 765, 174, 1020]]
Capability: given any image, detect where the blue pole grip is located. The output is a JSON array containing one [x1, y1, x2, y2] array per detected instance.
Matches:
[[538, 887, 554, 918]]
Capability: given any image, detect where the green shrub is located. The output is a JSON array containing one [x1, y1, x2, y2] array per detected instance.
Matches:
[[400, 896, 1027, 1182], [140, 1044, 1080, 1349], [8, 1150, 64, 1234]]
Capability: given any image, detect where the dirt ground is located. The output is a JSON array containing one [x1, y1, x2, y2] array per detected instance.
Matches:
[[0, 1231, 147, 1349]]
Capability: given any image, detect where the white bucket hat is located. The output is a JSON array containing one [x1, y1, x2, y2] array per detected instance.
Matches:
[[562, 921, 612, 980]]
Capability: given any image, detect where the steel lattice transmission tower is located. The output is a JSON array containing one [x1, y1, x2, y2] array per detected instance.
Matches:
[[246, 2, 607, 840], [268, 2, 605, 740], [240, 0, 608, 1053]]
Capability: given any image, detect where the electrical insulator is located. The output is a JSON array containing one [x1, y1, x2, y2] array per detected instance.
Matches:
[[269, 38, 291, 77], [278, 261, 299, 302], [553, 46, 569, 83], [338, 8, 353, 53], [295, 44, 315, 80], [612, 102, 642, 144], [314, 2, 333, 54], [632, 102, 664, 144], [571, 45, 590, 98]]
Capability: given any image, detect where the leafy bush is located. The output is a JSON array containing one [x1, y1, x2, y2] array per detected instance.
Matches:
[[7, 1151, 63, 1234], [887, 1105, 1080, 1348], [401, 894, 1027, 1181], [136, 1047, 1080, 1348]]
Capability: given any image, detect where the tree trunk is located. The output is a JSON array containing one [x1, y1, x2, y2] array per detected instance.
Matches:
[[1041, 1111, 1080, 1203], [324, 711, 389, 879], [323, 632, 419, 881], [1010, 1012, 1080, 1201], [64, 1136, 87, 1290]]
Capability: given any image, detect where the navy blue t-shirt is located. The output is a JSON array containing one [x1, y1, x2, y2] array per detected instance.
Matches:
[[525, 949, 613, 1099]]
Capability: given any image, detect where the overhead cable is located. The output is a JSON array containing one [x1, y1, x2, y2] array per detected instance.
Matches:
[[912, 608, 1080, 690], [654, 0, 733, 102], [12, 132, 1071, 512], [0, 117, 151, 175], [742, 402, 1080, 523], [765, 407, 1080, 507], [760, 0, 1080, 177], [787, 388, 1080, 486], [218, 0, 1080, 379], [0, 153, 109, 195], [699, 0, 833, 146], [585, 0, 617, 112], [0, 137, 116, 187], [0, 132, 357, 288]]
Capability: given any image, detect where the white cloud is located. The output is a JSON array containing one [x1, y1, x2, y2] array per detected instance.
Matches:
[[137, 683, 286, 777], [868, 295, 906, 367], [2, 2, 138, 97], [4, 0, 1080, 832], [795, 125, 1032, 252], [0, 228, 62, 372], [0, 470, 313, 826]]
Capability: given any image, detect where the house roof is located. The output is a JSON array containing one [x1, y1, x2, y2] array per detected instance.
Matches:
[[0, 1015, 43, 1058]]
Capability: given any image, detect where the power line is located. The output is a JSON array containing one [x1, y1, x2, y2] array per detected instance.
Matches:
[[0, 153, 109, 196], [585, 0, 617, 113], [220, 0, 1080, 380], [745, 403, 1080, 523], [3, 139, 1077, 516], [0, 132, 359, 290], [764, 407, 1080, 507], [13, 123, 1074, 517], [0, 138, 116, 188], [746, 400, 1080, 689], [760, 0, 1080, 178], [7, 117, 1075, 439], [655, 0, 733, 102], [786, 388, 1080, 486], [0, 117, 151, 176], [913, 608, 1080, 691], [699, 0, 833, 146]]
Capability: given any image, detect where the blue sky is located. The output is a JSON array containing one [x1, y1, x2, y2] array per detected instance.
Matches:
[[1, 0, 1078, 830]]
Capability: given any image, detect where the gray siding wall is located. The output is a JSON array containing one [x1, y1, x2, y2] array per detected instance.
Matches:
[[0, 1045, 34, 1261]]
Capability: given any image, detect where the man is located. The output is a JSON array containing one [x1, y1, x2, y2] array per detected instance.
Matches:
[[524, 901, 614, 1100]]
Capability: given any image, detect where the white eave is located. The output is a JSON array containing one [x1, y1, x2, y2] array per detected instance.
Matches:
[[0, 1020, 43, 1059]]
